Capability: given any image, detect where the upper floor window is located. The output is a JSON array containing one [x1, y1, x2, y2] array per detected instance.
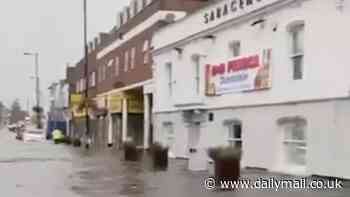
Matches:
[[143, 40, 150, 64], [134, 0, 138, 15], [80, 78, 85, 91], [166, 62, 173, 96], [120, 12, 124, 25], [90, 72, 96, 87], [76, 81, 80, 93], [107, 59, 114, 67], [192, 55, 201, 95], [145, 0, 152, 7], [102, 64, 106, 81], [124, 51, 129, 72], [115, 56, 120, 76], [288, 22, 304, 80], [131, 47, 136, 69], [229, 40, 241, 57], [137, 0, 143, 11]]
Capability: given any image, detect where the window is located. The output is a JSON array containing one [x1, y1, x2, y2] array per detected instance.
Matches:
[[228, 122, 242, 148], [166, 62, 173, 96], [98, 66, 101, 82], [193, 56, 200, 94], [124, 51, 129, 72], [163, 122, 175, 150], [145, 0, 152, 6], [134, 0, 138, 15], [90, 72, 96, 87], [102, 65, 106, 81], [80, 78, 85, 91], [230, 40, 241, 57], [120, 12, 124, 25], [107, 59, 114, 67], [76, 81, 80, 92], [131, 47, 136, 69], [282, 120, 307, 166], [143, 40, 150, 64], [115, 56, 120, 76], [289, 23, 304, 80]]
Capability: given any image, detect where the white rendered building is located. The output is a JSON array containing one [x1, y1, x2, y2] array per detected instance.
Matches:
[[152, 0, 350, 178]]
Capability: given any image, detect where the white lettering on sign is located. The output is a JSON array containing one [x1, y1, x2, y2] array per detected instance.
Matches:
[[204, 0, 264, 24]]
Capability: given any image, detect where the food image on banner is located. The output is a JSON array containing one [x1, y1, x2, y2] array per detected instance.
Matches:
[[205, 49, 272, 96]]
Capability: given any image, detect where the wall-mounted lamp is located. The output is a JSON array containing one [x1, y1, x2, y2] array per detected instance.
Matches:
[[174, 47, 183, 55], [203, 34, 216, 40], [251, 18, 266, 28]]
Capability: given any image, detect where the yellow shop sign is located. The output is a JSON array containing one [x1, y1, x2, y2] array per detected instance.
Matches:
[[109, 93, 123, 113]]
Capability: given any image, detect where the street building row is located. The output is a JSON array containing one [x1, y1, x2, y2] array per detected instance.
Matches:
[[64, 0, 350, 179]]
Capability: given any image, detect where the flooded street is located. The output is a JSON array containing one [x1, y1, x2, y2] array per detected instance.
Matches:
[[1, 127, 350, 197]]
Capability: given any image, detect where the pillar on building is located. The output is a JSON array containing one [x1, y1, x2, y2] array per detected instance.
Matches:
[[143, 94, 151, 149], [66, 117, 70, 137], [107, 112, 113, 147], [122, 98, 128, 143]]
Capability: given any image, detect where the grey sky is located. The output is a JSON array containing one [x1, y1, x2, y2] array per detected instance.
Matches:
[[0, 0, 130, 109]]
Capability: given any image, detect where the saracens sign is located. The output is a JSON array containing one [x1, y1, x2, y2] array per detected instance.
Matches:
[[205, 49, 272, 96], [204, 0, 264, 24]]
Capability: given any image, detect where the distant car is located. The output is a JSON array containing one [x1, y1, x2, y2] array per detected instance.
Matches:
[[23, 128, 46, 142]]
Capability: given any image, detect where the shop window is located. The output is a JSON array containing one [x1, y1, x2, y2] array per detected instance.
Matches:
[[288, 22, 304, 80], [228, 121, 242, 148], [282, 120, 307, 166]]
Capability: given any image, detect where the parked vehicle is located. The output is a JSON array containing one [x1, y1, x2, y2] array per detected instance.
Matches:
[[23, 128, 46, 142]]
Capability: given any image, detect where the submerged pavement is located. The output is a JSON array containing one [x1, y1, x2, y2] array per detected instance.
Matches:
[[0, 127, 349, 197]]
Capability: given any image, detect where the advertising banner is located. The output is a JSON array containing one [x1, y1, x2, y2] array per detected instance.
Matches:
[[70, 94, 86, 117], [205, 49, 272, 96], [109, 93, 123, 113], [126, 93, 144, 114]]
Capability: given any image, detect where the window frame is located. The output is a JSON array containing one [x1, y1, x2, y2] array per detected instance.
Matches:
[[143, 40, 150, 64], [288, 22, 305, 80], [115, 56, 120, 76], [90, 72, 96, 87], [193, 57, 201, 95], [131, 47, 136, 69], [166, 62, 173, 96], [227, 122, 242, 148], [282, 120, 307, 166], [124, 50, 129, 72], [230, 40, 241, 57]]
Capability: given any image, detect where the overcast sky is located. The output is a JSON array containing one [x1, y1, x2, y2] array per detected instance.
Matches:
[[0, 0, 130, 109]]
